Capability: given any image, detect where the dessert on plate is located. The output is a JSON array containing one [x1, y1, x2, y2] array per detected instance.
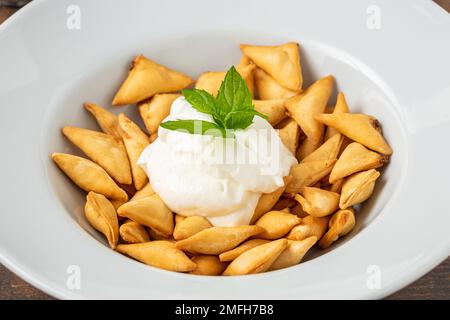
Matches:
[[52, 42, 392, 275]]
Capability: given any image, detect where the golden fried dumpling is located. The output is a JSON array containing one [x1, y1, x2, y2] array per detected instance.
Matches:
[[175, 214, 186, 225], [116, 241, 196, 272], [110, 199, 127, 211], [237, 63, 256, 96], [311, 176, 329, 189], [238, 55, 255, 93], [269, 236, 317, 271], [119, 219, 150, 244], [285, 75, 334, 144], [287, 215, 329, 241], [315, 113, 393, 155], [286, 159, 336, 194], [301, 133, 343, 163], [84, 102, 121, 139], [84, 192, 119, 249], [251, 176, 292, 223], [253, 99, 287, 126], [130, 183, 155, 201], [324, 92, 349, 141], [223, 239, 288, 275], [149, 133, 158, 143], [240, 42, 302, 91], [219, 239, 270, 262], [238, 55, 252, 68], [295, 187, 340, 217], [195, 63, 255, 97], [319, 208, 355, 249], [117, 113, 150, 190], [254, 68, 298, 100], [195, 72, 227, 96], [119, 183, 137, 198], [117, 194, 174, 236], [175, 225, 264, 255], [329, 142, 388, 183], [277, 118, 300, 155], [339, 169, 380, 209], [52, 153, 128, 201], [255, 211, 301, 239], [190, 255, 228, 276], [296, 136, 323, 161], [148, 227, 172, 241], [272, 197, 297, 211], [290, 203, 309, 218], [62, 126, 132, 185], [138, 93, 181, 136], [112, 55, 193, 105], [326, 178, 345, 194], [173, 216, 212, 241]]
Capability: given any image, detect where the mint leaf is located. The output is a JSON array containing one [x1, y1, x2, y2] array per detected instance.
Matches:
[[224, 109, 268, 130], [248, 109, 269, 120], [225, 112, 253, 130], [182, 89, 225, 127], [182, 89, 217, 115], [216, 66, 253, 115], [160, 120, 229, 138], [164, 66, 269, 138]]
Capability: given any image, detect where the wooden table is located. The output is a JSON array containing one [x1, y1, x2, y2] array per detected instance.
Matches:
[[0, 1, 449, 300]]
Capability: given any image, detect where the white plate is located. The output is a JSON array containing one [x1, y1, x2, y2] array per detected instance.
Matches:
[[0, 0, 449, 299]]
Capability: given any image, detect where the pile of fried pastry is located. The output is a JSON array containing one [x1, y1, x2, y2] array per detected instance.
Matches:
[[52, 42, 392, 276]]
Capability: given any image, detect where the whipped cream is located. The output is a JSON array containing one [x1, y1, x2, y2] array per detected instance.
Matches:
[[138, 97, 297, 227]]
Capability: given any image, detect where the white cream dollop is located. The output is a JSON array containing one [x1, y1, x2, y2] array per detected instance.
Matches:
[[138, 97, 297, 226]]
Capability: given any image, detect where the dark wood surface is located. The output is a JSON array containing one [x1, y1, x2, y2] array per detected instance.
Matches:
[[0, 1, 449, 300], [0, 6, 17, 24]]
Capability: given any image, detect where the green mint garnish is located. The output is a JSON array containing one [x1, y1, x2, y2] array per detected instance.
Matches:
[[160, 120, 232, 138], [160, 66, 267, 138]]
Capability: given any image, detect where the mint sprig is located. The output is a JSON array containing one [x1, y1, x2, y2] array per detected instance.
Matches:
[[160, 120, 230, 138], [161, 66, 267, 138]]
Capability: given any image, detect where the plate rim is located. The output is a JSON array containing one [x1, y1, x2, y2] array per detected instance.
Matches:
[[0, 0, 449, 300]]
